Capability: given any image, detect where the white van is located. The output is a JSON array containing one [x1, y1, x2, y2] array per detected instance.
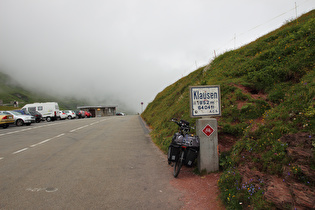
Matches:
[[22, 102, 60, 122]]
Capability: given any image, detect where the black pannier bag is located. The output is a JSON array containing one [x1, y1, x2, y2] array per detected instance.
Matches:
[[184, 147, 199, 166], [167, 143, 181, 162]]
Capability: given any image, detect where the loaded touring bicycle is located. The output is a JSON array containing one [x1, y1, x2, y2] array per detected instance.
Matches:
[[167, 119, 200, 178]]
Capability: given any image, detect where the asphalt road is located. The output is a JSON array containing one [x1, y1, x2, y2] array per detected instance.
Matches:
[[0, 116, 183, 209]]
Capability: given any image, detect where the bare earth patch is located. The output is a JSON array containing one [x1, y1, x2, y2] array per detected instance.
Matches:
[[169, 166, 225, 210], [232, 83, 268, 101]]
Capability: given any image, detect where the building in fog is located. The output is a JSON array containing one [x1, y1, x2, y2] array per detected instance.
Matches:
[[77, 105, 117, 117]]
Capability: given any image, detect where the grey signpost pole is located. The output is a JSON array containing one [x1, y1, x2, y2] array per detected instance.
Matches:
[[190, 85, 221, 173], [196, 118, 219, 173]]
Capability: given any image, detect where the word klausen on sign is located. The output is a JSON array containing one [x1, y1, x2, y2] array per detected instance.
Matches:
[[190, 85, 221, 117]]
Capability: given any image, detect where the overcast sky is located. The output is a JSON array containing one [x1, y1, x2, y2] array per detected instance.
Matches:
[[0, 0, 314, 113]]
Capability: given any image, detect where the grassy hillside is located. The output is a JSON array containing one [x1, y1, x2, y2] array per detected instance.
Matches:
[[0, 71, 87, 110], [142, 10, 314, 209]]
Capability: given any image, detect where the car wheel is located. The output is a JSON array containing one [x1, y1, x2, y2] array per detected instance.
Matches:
[[46, 117, 51, 122], [16, 119, 24, 126], [68, 116, 72, 120], [36, 119, 41, 123], [2, 124, 9, 129]]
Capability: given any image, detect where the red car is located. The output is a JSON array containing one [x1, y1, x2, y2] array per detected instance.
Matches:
[[84, 111, 92, 118]]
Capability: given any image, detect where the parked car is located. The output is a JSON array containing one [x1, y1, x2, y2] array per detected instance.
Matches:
[[59, 111, 67, 120], [63, 110, 76, 119], [29, 110, 43, 123], [14, 109, 42, 123], [75, 110, 85, 119], [84, 111, 92, 118], [116, 112, 125, 116], [0, 113, 15, 129], [0, 111, 35, 126]]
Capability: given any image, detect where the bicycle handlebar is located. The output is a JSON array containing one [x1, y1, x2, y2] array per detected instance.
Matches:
[[171, 118, 195, 131]]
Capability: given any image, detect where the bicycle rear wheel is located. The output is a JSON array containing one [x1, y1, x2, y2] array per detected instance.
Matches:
[[174, 150, 184, 178]]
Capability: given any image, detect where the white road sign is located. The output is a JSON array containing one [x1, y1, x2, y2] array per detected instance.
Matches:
[[190, 85, 221, 117]]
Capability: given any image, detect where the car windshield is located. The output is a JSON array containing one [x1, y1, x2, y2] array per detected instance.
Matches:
[[10, 111, 22, 115]]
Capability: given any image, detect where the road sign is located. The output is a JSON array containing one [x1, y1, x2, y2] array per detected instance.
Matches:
[[190, 85, 221, 117], [202, 124, 214, 137]]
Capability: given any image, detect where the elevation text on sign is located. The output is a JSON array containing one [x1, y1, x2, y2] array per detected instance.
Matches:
[[190, 85, 221, 117]]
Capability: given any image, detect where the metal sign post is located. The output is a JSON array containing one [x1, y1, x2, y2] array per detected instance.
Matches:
[[190, 85, 221, 173]]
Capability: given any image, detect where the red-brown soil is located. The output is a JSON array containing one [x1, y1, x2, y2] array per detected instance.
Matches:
[[169, 166, 225, 210]]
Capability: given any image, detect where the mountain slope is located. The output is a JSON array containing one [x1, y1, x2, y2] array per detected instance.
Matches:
[[142, 10, 314, 209], [0, 71, 87, 110]]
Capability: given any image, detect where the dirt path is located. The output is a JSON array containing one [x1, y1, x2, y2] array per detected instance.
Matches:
[[168, 166, 225, 210]]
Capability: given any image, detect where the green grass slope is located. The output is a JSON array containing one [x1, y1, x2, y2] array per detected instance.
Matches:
[[0, 71, 87, 110], [142, 10, 314, 209]]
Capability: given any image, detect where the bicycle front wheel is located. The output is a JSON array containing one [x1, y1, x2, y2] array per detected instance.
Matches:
[[174, 150, 184, 178]]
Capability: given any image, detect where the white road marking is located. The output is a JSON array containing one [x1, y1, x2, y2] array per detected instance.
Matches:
[[0, 122, 61, 137], [12, 148, 29, 154], [30, 138, 52, 147], [56, 133, 65, 138], [1, 119, 106, 137], [21, 128, 33, 131], [4, 119, 109, 158], [30, 133, 65, 148], [26, 188, 43, 192], [4, 131, 20, 135], [46, 187, 58, 192], [69, 125, 89, 133], [26, 187, 58, 193]]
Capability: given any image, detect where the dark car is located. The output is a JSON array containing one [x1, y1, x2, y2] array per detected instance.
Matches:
[[29, 110, 42, 123], [75, 110, 86, 119]]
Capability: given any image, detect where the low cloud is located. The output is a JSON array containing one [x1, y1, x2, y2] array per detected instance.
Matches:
[[0, 0, 313, 113]]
